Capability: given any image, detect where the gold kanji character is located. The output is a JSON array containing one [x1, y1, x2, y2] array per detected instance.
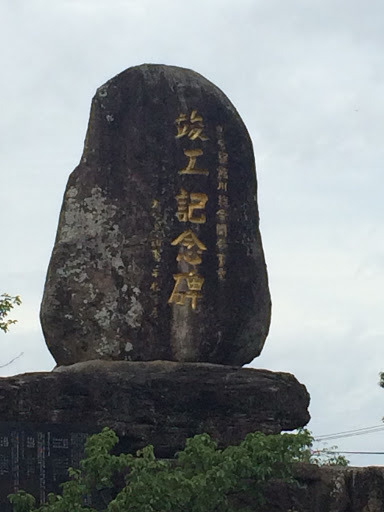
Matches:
[[152, 199, 160, 209], [186, 271, 204, 290], [218, 195, 229, 208], [216, 208, 228, 222], [168, 274, 186, 306], [176, 189, 208, 223], [175, 113, 188, 137], [175, 110, 209, 141], [150, 281, 159, 292], [217, 166, 228, 180], [217, 268, 227, 280], [218, 151, 228, 165], [171, 229, 207, 251], [216, 238, 228, 250], [177, 248, 203, 265], [217, 253, 226, 267], [189, 192, 208, 223], [175, 188, 189, 222], [152, 248, 161, 262], [217, 224, 228, 237], [179, 149, 209, 176], [168, 271, 204, 310], [152, 268, 160, 278], [217, 181, 228, 192]]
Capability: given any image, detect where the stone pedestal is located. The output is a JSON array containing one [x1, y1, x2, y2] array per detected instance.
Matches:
[[0, 361, 310, 508], [0, 361, 310, 458]]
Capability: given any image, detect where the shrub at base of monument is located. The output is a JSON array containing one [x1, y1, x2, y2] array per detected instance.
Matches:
[[9, 428, 384, 512], [40, 64, 271, 367], [9, 427, 315, 512]]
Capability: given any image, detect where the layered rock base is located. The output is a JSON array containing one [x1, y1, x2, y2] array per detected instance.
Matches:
[[0, 361, 309, 457], [251, 464, 384, 512]]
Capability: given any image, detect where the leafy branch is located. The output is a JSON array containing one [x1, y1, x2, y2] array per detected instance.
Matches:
[[9, 428, 318, 512], [0, 293, 22, 333]]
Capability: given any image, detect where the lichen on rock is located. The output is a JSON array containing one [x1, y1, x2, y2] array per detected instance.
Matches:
[[40, 64, 271, 366]]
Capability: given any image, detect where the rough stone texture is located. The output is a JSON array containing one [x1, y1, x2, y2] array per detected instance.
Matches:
[[40, 64, 271, 366], [241, 464, 384, 512], [0, 361, 309, 457], [94, 465, 384, 512]]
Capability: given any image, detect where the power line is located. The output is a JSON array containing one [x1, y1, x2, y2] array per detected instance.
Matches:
[[314, 424, 384, 442], [315, 424, 384, 439], [315, 429, 384, 442], [313, 450, 384, 455], [0, 351, 24, 369]]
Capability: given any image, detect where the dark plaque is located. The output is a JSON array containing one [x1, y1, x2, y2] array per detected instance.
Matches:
[[0, 423, 93, 510]]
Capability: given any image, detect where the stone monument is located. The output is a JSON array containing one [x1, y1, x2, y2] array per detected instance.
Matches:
[[40, 64, 271, 367], [3, 64, 383, 512], [0, 65, 310, 509]]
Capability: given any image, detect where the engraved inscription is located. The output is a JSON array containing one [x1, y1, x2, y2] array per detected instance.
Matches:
[[169, 110, 210, 310], [179, 149, 209, 176], [168, 271, 205, 310], [175, 110, 209, 141], [216, 126, 229, 281], [176, 189, 208, 223]]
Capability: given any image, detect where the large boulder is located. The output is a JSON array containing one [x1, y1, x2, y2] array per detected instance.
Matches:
[[40, 64, 271, 366], [0, 361, 310, 457]]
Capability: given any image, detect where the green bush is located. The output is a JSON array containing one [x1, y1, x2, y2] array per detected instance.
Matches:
[[9, 426, 348, 512], [9, 427, 316, 512]]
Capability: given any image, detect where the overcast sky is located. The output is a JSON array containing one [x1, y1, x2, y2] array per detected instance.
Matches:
[[1, 0, 384, 467]]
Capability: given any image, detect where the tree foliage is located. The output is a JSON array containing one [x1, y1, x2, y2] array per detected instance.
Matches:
[[8, 427, 347, 512], [0, 293, 21, 333], [302, 446, 349, 467], [9, 427, 315, 512]]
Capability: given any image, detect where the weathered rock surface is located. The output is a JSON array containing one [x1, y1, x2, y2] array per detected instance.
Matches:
[[245, 464, 384, 512], [0, 361, 309, 457], [40, 64, 271, 366]]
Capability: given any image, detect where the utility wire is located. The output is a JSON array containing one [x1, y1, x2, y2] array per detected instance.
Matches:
[[313, 450, 384, 455], [311, 425, 384, 457], [315, 424, 384, 438], [315, 429, 384, 442], [0, 352, 24, 369], [314, 424, 384, 442]]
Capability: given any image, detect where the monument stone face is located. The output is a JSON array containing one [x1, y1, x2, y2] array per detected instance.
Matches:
[[40, 64, 271, 366]]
